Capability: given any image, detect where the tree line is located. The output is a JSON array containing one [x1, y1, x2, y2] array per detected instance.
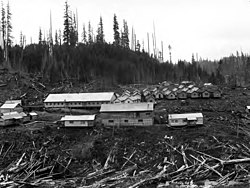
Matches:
[[1, 1, 249, 87]]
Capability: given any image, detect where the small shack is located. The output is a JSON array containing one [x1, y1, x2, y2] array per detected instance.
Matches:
[[60, 115, 96, 127], [100, 102, 154, 127], [187, 90, 199, 99], [198, 89, 210, 98], [29, 112, 38, 120], [177, 91, 187, 99], [0, 112, 23, 126], [0, 102, 23, 114], [168, 113, 203, 127], [145, 95, 156, 103], [154, 90, 164, 100], [164, 91, 176, 100], [211, 90, 222, 98]]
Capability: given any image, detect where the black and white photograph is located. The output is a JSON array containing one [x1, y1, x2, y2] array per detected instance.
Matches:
[[0, 0, 250, 187]]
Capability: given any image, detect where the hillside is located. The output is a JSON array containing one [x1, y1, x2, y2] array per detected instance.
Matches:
[[0, 87, 250, 187]]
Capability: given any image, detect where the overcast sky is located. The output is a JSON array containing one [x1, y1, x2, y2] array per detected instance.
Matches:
[[9, 0, 250, 62]]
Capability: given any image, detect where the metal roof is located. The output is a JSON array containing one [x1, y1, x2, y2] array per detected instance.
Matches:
[[168, 113, 203, 119], [61, 115, 96, 121], [19, 112, 27, 117], [44, 92, 115, 103], [29, 112, 38, 116], [100, 102, 154, 112], [246, 106, 250, 110], [0, 103, 20, 109], [5, 100, 22, 105], [1, 112, 23, 120]]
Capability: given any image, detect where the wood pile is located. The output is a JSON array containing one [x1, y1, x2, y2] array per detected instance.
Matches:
[[1, 133, 250, 187], [0, 146, 72, 187]]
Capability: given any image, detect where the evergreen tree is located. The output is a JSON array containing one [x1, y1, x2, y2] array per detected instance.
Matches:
[[1, 2, 5, 51], [81, 24, 87, 44], [38, 27, 42, 44], [19, 31, 23, 47], [6, 1, 12, 47], [96, 16, 104, 43], [113, 14, 120, 46], [58, 29, 62, 45], [135, 40, 140, 52], [63, 1, 71, 45], [55, 30, 59, 45], [69, 13, 78, 46], [121, 20, 129, 48], [88, 21, 93, 44]]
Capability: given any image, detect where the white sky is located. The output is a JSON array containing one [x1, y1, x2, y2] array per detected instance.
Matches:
[[8, 0, 250, 62]]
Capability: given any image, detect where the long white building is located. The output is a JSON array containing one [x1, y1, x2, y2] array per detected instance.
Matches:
[[60, 115, 96, 127], [168, 113, 203, 127], [44, 92, 116, 109]]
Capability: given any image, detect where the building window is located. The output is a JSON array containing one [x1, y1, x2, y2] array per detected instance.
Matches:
[[81, 121, 86, 124], [108, 120, 114, 123], [138, 119, 143, 122], [146, 112, 151, 116], [136, 112, 140, 117], [69, 121, 74, 124], [124, 120, 128, 123]]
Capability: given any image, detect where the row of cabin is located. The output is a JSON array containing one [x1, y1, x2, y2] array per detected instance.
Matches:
[[114, 90, 141, 104], [143, 85, 221, 101], [44, 92, 116, 109]]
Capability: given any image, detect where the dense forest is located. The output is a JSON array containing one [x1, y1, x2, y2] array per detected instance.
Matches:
[[0, 1, 250, 87]]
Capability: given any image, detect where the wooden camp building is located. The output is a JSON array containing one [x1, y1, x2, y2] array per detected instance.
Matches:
[[168, 113, 203, 127], [44, 92, 116, 109], [60, 115, 95, 127], [100, 103, 154, 127]]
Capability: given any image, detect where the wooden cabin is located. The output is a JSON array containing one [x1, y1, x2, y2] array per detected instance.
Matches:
[[177, 91, 187, 99], [142, 88, 150, 97], [164, 90, 176, 100], [145, 95, 156, 103], [187, 89, 199, 99], [130, 96, 141, 103], [0, 112, 23, 126], [123, 97, 134, 104], [211, 90, 222, 98], [0, 102, 23, 114], [60, 115, 95, 127], [168, 113, 203, 127], [201, 90, 210, 98], [154, 90, 164, 100], [29, 112, 38, 120], [100, 103, 154, 127]]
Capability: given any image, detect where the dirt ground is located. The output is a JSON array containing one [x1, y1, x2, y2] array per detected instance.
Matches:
[[0, 83, 250, 187]]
